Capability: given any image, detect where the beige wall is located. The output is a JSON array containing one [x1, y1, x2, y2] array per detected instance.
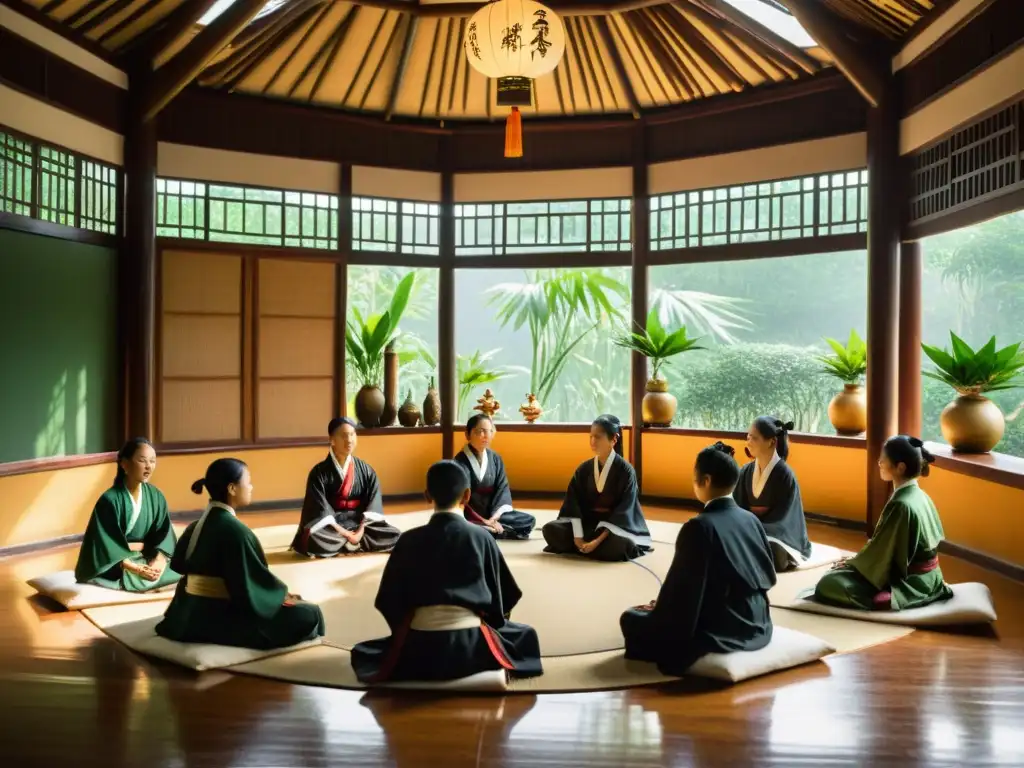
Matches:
[[454, 167, 633, 202], [649, 133, 867, 195], [352, 166, 441, 201], [900, 45, 1024, 155], [157, 142, 339, 193], [0, 5, 127, 88], [0, 84, 123, 165]]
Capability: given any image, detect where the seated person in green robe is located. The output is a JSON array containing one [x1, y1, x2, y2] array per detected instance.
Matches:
[[814, 435, 954, 612], [156, 458, 326, 650], [74, 437, 180, 592], [619, 442, 776, 675]]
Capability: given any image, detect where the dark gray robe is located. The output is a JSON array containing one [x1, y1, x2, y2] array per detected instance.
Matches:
[[620, 497, 776, 676], [733, 458, 812, 570], [351, 512, 543, 683], [290, 453, 400, 557], [453, 447, 535, 540]]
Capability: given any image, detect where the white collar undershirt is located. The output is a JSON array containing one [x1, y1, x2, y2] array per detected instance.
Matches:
[[594, 451, 617, 493], [462, 446, 488, 482], [751, 451, 781, 499]]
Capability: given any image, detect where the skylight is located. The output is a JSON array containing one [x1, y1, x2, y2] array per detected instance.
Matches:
[[198, 0, 285, 27], [722, 0, 818, 49]]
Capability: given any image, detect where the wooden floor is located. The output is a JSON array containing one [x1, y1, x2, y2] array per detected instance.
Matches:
[[2, 502, 1023, 768]]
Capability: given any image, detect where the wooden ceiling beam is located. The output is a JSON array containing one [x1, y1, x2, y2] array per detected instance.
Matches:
[[262, 1, 332, 94], [658, 5, 745, 92], [97, 0, 164, 48], [596, 16, 641, 117], [681, 1, 793, 79], [222, 2, 322, 90], [311, 6, 361, 102], [694, 0, 819, 74], [128, 0, 220, 67], [385, 15, 419, 120], [777, 0, 886, 107], [141, 0, 270, 121]]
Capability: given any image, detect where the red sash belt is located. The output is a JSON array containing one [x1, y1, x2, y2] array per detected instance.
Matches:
[[465, 504, 488, 524], [333, 459, 361, 511], [750, 506, 770, 514], [909, 555, 939, 574], [594, 507, 610, 513], [477, 486, 494, 494]]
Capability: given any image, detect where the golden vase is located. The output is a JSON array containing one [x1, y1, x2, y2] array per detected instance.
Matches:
[[940, 394, 1005, 453], [642, 377, 677, 427], [828, 383, 867, 436]]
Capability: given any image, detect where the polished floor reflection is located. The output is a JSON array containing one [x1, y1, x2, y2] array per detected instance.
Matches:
[[2, 504, 1022, 767]]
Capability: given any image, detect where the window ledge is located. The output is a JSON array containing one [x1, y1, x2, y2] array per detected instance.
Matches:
[[650, 427, 866, 449], [0, 452, 117, 479], [925, 442, 1024, 491]]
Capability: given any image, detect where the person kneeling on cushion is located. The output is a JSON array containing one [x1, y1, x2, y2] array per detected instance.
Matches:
[[351, 460, 543, 684], [620, 442, 776, 675]]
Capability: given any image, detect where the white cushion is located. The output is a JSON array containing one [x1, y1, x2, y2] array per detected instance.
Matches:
[[685, 626, 836, 683], [794, 542, 851, 571], [373, 670, 509, 691], [788, 582, 997, 626], [27, 570, 176, 610], [98, 615, 323, 671]]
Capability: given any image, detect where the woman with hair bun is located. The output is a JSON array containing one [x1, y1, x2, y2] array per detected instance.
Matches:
[[620, 441, 776, 675], [542, 414, 652, 561], [156, 458, 325, 649], [733, 416, 812, 571], [813, 435, 954, 612], [75, 438, 180, 591]]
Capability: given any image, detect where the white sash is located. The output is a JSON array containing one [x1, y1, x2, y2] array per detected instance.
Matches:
[[410, 605, 482, 631], [185, 501, 236, 561], [463, 446, 488, 482], [593, 451, 616, 493]]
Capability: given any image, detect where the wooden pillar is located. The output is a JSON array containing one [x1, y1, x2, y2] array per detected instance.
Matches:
[[630, 122, 649, 485], [865, 84, 901, 530], [122, 86, 158, 441], [439, 137, 456, 459], [898, 240, 923, 436], [335, 162, 352, 419]]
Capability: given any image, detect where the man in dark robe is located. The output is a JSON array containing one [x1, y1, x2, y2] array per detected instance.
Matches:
[[620, 442, 776, 675], [733, 454, 812, 571], [454, 445, 535, 540], [542, 451, 652, 561], [351, 460, 543, 684], [291, 417, 401, 557]]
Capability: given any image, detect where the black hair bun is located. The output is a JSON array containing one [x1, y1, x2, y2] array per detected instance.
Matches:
[[190, 479, 205, 495], [774, 419, 794, 433], [908, 436, 924, 448], [711, 441, 735, 457]]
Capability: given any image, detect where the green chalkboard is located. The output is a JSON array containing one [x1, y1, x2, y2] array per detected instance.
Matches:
[[0, 228, 117, 463]]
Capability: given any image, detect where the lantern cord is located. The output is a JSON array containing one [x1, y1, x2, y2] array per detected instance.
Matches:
[[504, 106, 523, 159]]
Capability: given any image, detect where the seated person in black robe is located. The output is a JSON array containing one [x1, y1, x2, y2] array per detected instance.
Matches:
[[290, 417, 401, 557], [542, 414, 652, 561], [733, 417, 812, 571], [453, 414, 536, 540], [620, 442, 777, 675], [351, 460, 543, 684], [156, 458, 326, 650]]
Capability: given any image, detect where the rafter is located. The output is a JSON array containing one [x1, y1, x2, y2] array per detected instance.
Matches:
[[142, 0, 270, 121], [262, 1, 332, 93], [385, 15, 419, 120], [777, 0, 886, 107], [215, 0, 323, 89], [694, 0, 820, 74], [595, 17, 639, 116]]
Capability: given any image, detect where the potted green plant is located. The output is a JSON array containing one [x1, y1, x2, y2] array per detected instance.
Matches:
[[922, 333, 1024, 453], [613, 310, 704, 427], [817, 329, 868, 436], [346, 273, 415, 427]]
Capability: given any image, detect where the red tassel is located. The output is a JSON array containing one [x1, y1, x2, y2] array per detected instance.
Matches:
[[504, 107, 523, 159]]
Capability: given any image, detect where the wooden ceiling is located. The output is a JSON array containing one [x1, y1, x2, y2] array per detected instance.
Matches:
[[20, 0, 941, 121]]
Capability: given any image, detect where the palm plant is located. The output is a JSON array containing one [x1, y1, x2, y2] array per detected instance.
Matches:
[[817, 329, 867, 384], [922, 333, 1024, 396], [613, 310, 705, 380], [456, 349, 528, 418], [345, 272, 415, 388], [650, 287, 752, 344]]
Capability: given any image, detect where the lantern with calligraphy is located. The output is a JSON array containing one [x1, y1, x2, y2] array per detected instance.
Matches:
[[464, 0, 566, 158]]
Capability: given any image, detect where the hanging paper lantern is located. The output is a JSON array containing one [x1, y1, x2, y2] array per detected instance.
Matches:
[[464, 0, 566, 158]]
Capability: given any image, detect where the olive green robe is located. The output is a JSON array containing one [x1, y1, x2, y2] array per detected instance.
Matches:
[[814, 482, 954, 611], [156, 503, 325, 650], [74, 483, 180, 592]]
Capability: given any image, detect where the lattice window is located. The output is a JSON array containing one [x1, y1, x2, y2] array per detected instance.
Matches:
[[454, 198, 631, 255], [0, 131, 33, 217], [910, 99, 1022, 223], [37, 146, 76, 226], [157, 179, 205, 239], [80, 159, 118, 234], [351, 197, 440, 254], [650, 171, 867, 250]]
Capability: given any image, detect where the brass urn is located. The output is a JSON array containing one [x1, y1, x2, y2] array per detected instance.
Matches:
[[941, 393, 1005, 453], [828, 383, 867, 436], [398, 390, 421, 427], [642, 377, 677, 427]]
